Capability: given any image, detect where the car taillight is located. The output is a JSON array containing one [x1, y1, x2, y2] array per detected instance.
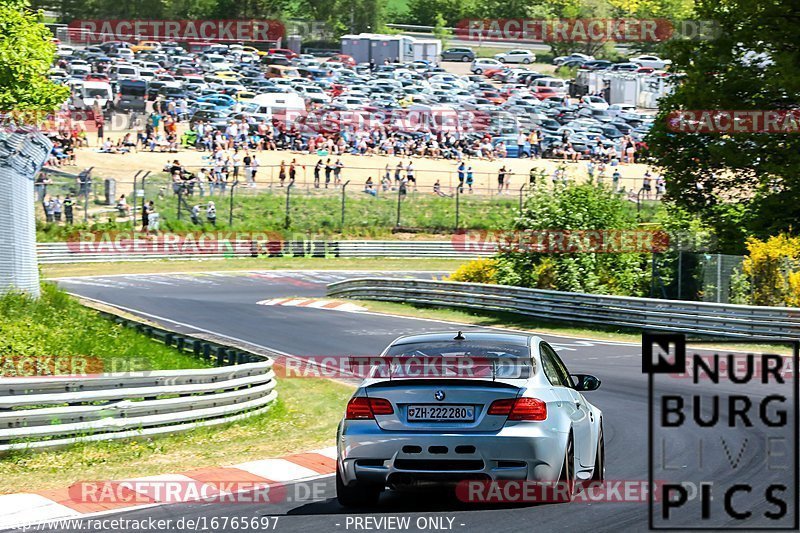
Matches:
[[488, 397, 547, 421], [345, 397, 393, 419]]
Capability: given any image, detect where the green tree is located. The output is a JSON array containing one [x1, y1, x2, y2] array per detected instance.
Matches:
[[646, 0, 800, 253], [0, 0, 68, 111], [495, 182, 650, 295]]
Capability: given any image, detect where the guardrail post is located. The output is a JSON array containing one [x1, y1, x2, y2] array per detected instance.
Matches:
[[132, 170, 142, 228], [396, 184, 403, 227], [139, 171, 150, 230], [341, 180, 350, 229], [229, 180, 238, 226], [454, 181, 460, 230], [217, 347, 226, 366], [164, 333, 174, 347], [284, 183, 291, 228], [203, 343, 211, 360]]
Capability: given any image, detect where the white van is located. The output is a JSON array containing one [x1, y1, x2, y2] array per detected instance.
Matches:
[[109, 64, 141, 81], [250, 92, 306, 122], [74, 81, 113, 110], [532, 77, 569, 97]]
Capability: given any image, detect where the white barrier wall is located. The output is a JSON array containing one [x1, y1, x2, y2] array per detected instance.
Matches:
[[0, 132, 53, 298]]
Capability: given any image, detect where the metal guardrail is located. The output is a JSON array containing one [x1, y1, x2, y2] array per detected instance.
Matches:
[[327, 278, 800, 340], [0, 307, 277, 454], [37, 240, 494, 263]]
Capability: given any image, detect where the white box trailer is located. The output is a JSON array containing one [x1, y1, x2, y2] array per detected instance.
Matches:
[[412, 39, 441, 63], [341, 33, 434, 64]]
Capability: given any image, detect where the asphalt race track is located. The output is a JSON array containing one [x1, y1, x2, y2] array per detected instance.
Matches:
[[12, 270, 794, 533]]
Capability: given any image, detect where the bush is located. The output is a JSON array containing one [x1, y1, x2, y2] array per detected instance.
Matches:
[[742, 234, 800, 306], [495, 182, 650, 295], [447, 258, 498, 284]]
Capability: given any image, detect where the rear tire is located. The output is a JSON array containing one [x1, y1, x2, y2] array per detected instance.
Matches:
[[592, 424, 605, 481], [462, 56, 470, 62], [557, 434, 575, 502], [336, 466, 381, 507], [498, 58, 506, 63], [474, 68, 483, 75], [523, 58, 531, 64]]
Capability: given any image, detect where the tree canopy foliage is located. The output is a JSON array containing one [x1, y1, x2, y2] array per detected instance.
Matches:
[[0, 0, 68, 110], [647, 0, 800, 254]]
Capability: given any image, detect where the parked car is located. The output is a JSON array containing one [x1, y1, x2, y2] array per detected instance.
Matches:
[[470, 58, 503, 74], [494, 49, 536, 64], [553, 53, 594, 65], [441, 47, 475, 62], [579, 60, 613, 71], [629, 55, 672, 69], [608, 62, 640, 72]]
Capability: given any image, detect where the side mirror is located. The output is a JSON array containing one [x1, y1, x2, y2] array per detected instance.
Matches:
[[571, 374, 601, 391]]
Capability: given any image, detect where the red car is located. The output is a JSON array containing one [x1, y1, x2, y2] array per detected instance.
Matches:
[[268, 48, 299, 60], [326, 54, 356, 67], [533, 87, 557, 100], [84, 73, 110, 82]]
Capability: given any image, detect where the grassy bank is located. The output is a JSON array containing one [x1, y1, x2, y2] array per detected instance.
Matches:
[[42, 257, 463, 278], [0, 376, 353, 493], [37, 188, 521, 241], [0, 284, 208, 373]]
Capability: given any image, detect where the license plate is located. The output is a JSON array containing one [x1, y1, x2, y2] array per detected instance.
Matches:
[[407, 405, 475, 422]]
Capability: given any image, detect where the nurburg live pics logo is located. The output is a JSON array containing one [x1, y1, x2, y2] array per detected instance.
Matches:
[[643, 332, 799, 529]]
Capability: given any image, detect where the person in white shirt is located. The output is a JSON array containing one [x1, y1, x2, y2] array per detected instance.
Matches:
[[206, 201, 217, 226]]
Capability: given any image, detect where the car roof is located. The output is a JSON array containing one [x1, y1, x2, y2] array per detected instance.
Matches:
[[390, 331, 533, 346]]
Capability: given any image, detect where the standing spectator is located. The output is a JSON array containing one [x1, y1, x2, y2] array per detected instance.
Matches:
[[314, 159, 322, 188], [278, 160, 286, 187], [288, 159, 297, 187], [43, 196, 54, 222], [656, 175, 666, 199], [641, 171, 652, 199], [250, 153, 259, 185], [334, 159, 343, 185], [243, 152, 252, 185], [206, 201, 217, 225], [63, 194, 74, 224], [466, 166, 474, 193], [191, 204, 201, 225], [517, 131, 527, 158], [528, 129, 540, 159], [497, 166, 507, 193], [457, 160, 465, 193], [52, 195, 63, 222], [612, 169, 621, 192], [405, 160, 415, 190], [394, 161, 403, 185], [142, 200, 153, 232], [324, 158, 333, 188]]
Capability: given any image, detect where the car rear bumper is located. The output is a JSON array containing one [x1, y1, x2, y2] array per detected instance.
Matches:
[[338, 421, 567, 487]]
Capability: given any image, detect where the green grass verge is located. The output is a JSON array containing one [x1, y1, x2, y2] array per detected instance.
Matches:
[[0, 284, 209, 374], [36, 188, 520, 241], [42, 257, 465, 279], [0, 376, 353, 493]]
